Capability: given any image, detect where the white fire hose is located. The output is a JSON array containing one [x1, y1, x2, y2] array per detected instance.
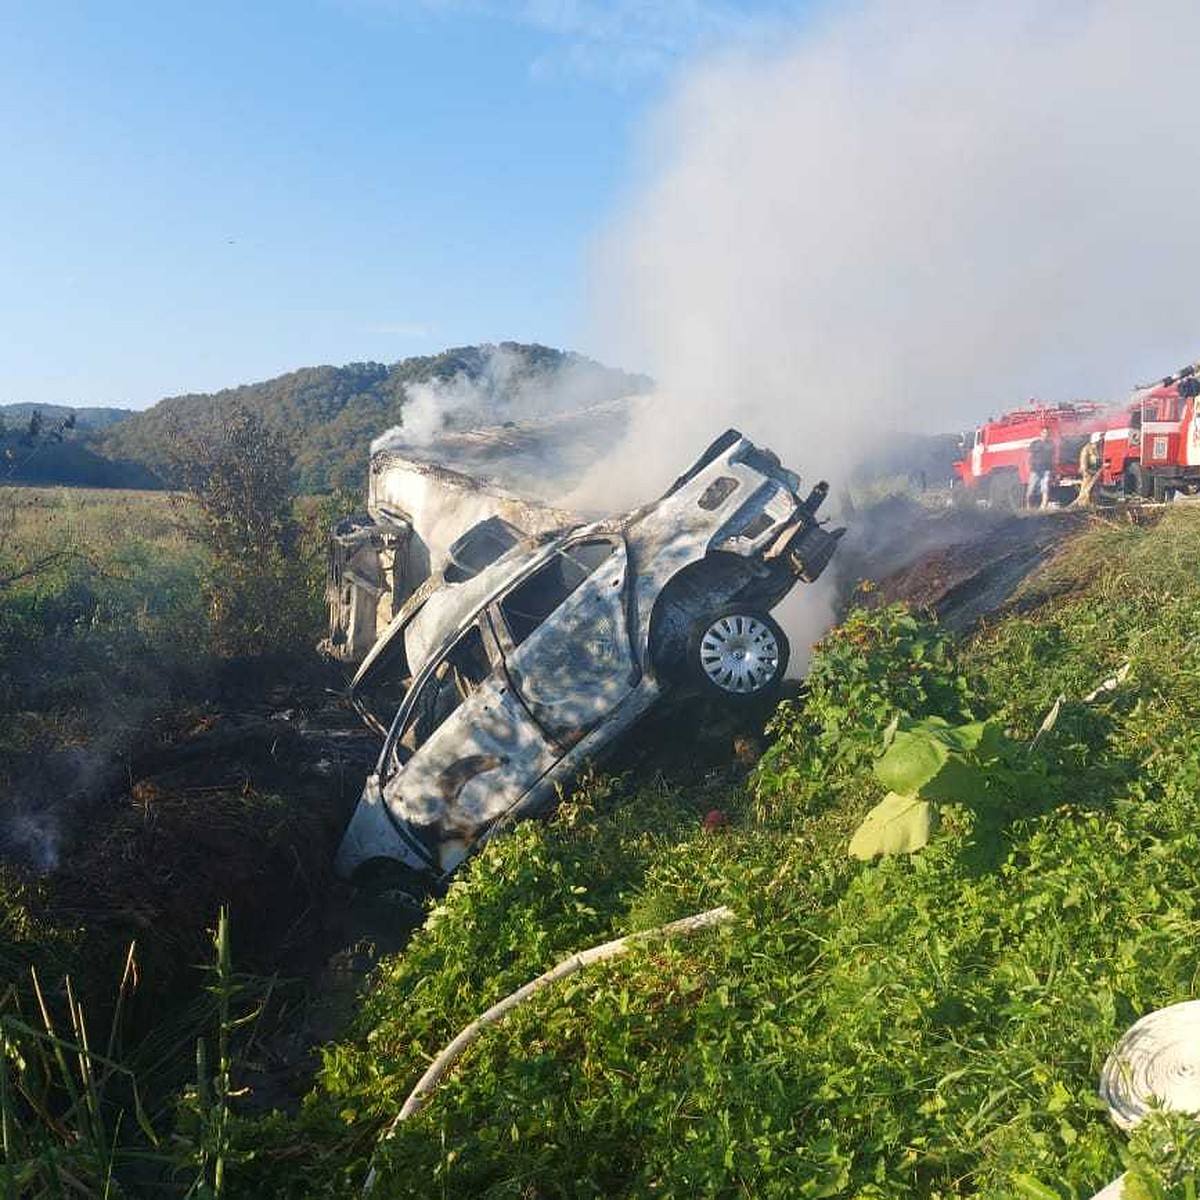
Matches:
[[359, 915, 1192, 1199], [362, 904, 736, 1195], [1089, 1000, 1200, 1199]]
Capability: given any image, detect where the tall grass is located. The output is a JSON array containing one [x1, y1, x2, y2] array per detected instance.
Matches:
[[0, 910, 272, 1199]]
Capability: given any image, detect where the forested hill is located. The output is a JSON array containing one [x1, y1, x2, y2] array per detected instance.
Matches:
[[0, 404, 157, 487], [0, 403, 132, 430], [97, 343, 652, 493]]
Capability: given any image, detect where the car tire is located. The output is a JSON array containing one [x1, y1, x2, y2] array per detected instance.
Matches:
[[687, 609, 789, 701], [950, 481, 977, 509], [988, 470, 1024, 512]]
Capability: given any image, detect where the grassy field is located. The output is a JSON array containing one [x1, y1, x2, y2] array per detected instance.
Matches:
[[0, 487, 212, 849], [0, 483, 331, 770], [221, 508, 1200, 1199], [0, 484, 344, 1197]]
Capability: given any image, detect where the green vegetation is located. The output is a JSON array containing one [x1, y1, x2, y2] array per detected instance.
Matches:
[[6, 493, 1200, 1198], [165, 404, 320, 657], [0, 487, 209, 771], [0, 404, 131, 431], [1, 909, 281, 1198], [222, 508, 1200, 1199], [1, 411, 158, 488]]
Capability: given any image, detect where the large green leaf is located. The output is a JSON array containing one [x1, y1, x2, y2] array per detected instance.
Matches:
[[873, 719, 1006, 802], [849, 792, 936, 859], [1010, 1174, 1065, 1200], [873, 729, 948, 796]]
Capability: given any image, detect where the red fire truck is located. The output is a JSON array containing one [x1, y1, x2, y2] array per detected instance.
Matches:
[[955, 360, 1200, 505], [1100, 365, 1200, 499], [953, 401, 1106, 509]]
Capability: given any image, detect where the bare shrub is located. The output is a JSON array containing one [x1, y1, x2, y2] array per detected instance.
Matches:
[[166, 405, 317, 657]]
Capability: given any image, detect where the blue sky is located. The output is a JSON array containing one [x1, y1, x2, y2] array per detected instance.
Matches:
[[0, 0, 803, 408]]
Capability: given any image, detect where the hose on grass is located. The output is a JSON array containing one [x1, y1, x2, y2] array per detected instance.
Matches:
[[363, 904, 736, 1195], [1088, 1000, 1200, 1199], [1099, 999, 1200, 1131]]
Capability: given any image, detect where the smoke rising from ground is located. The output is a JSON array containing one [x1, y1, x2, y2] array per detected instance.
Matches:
[[585, 0, 1200, 510]]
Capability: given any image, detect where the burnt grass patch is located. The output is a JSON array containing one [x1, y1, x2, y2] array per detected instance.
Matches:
[[0, 649, 395, 1109]]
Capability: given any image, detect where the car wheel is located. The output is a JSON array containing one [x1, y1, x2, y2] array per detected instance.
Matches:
[[988, 470, 1024, 512], [688, 609, 789, 700]]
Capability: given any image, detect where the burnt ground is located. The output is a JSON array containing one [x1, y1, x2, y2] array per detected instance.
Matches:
[[832, 496, 1127, 630], [6, 655, 423, 1117]]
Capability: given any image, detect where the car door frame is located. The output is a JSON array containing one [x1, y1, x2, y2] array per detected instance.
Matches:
[[485, 531, 642, 748], [375, 603, 575, 872]]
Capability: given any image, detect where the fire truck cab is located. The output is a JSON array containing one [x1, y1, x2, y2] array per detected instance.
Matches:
[[1095, 401, 1140, 493], [1115, 372, 1200, 499]]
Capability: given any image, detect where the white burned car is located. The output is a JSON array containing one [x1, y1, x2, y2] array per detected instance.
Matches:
[[334, 429, 842, 882]]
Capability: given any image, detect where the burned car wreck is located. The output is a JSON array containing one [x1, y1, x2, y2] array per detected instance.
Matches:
[[332, 427, 843, 882]]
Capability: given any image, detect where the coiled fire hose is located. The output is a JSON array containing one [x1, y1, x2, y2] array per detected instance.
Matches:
[[1089, 1000, 1200, 1199], [361, 924, 1195, 1198], [363, 904, 736, 1195]]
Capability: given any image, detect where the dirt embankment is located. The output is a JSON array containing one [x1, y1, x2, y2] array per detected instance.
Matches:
[[834, 496, 1159, 631]]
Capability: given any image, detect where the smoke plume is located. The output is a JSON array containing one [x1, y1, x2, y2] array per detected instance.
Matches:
[[574, 0, 1200, 663], [373, 344, 649, 454], [586, 0, 1200, 507]]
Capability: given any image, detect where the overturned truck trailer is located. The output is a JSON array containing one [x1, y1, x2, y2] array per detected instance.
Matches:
[[327, 443, 582, 665], [328, 421, 845, 882]]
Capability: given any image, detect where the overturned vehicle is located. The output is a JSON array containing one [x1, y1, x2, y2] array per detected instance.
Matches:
[[331, 427, 843, 882]]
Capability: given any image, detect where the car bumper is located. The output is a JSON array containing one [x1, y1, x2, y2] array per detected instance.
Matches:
[[333, 776, 434, 880]]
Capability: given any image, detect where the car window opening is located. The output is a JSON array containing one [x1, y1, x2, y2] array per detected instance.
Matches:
[[397, 625, 491, 759], [443, 516, 522, 584], [500, 539, 616, 645], [697, 476, 739, 510], [740, 511, 775, 539]]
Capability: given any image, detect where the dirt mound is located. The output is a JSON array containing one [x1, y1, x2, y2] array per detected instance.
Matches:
[[837, 497, 1098, 630]]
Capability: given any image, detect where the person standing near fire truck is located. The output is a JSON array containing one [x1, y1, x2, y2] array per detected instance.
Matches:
[[1073, 432, 1103, 507], [1026, 427, 1054, 509]]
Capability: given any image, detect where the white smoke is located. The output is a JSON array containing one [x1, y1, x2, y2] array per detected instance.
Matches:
[[390, 371, 500, 446], [372, 344, 648, 455], [573, 0, 1200, 661], [586, 0, 1200, 508], [3, 810, 61, 873]]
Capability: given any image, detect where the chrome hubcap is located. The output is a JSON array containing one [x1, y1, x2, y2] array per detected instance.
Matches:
[[699, 615, 780, 694]]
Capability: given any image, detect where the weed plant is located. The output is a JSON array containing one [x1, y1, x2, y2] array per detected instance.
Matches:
[[0, 910, 277, 1199]]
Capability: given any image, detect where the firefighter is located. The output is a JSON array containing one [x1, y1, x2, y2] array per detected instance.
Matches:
[[1073, 432, 1103, 507], [1026, 427, 1054, 509]]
